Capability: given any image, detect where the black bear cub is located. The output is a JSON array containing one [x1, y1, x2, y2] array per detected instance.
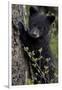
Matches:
[[18, 6, 55, 84]]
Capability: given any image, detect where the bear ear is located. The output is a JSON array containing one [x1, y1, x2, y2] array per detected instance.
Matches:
[[30, 6, 38, 16], [47, 15, 55, 24]]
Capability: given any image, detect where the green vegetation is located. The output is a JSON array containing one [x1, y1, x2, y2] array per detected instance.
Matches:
[[50, 32, 58, 59]]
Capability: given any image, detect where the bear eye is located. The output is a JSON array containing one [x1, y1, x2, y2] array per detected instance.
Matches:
[[38, 26, 41, 29]]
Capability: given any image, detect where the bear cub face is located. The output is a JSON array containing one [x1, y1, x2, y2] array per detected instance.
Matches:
[[27, 7, 55, 39]]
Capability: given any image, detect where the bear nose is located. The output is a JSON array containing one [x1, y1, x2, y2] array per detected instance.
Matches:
[[33, 31, 37, 35]]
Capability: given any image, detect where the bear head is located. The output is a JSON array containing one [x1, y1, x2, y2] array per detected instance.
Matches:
[[27, 6, 55, 39]]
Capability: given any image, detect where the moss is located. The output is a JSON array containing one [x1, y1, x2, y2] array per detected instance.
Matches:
[[27, 79, 34, 85]]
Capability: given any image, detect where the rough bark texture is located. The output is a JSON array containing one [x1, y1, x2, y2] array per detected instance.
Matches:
[[12, 4, 27, 85]]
